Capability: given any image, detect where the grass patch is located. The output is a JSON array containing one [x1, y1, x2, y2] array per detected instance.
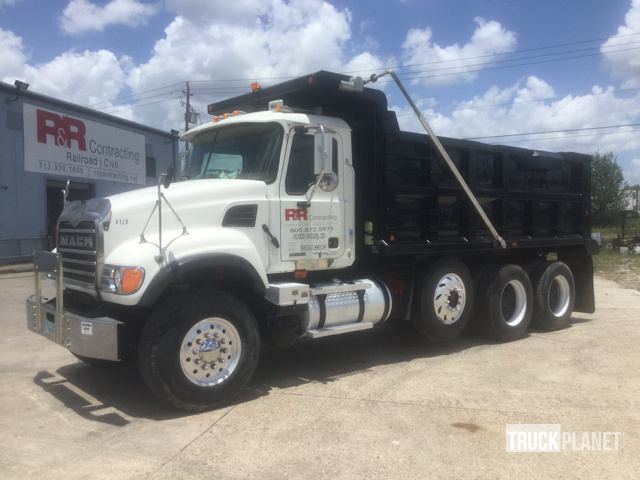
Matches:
[[592, 248, 640, 290], [593, 216, 640, 237]]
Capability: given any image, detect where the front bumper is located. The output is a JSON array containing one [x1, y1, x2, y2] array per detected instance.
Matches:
[[26, 251, 121, 361]]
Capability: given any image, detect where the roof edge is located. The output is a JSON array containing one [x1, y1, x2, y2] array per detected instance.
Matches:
[[0, 81, 178, 139]]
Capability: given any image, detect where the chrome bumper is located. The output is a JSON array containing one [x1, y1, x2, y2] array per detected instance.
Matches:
[[26, 251, 121, 361]]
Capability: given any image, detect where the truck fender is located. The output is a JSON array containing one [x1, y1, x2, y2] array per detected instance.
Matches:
[[138, 253, 267, 307]]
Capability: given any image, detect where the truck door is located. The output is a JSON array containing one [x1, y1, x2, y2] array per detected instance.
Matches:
[[279, 129, 345, 265]]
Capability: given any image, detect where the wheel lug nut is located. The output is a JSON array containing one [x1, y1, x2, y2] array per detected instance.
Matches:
[[202, 364, 208, 370], [204, 332, 210, 338], [196, 338, 202, 344], [213, 333, 219, 339], [194, 358, 200, 364]]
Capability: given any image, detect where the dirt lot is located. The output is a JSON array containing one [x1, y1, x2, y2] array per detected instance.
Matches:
[[593, 249, 640, 290], [0, 272, 639, 479]]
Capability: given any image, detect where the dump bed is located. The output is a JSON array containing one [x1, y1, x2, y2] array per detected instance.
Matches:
[[382, 133, 591, 254], [209, 71, 592, 257]]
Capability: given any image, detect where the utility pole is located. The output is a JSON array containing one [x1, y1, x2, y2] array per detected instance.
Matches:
[[182, 81, 193, 171], [183, 81, 191, 134]]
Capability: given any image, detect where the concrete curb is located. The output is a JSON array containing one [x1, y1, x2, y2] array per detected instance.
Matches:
[[0, 263, 33, 275]]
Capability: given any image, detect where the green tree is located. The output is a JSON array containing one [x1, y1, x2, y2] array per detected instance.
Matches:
[[591, 152, 626, 225]]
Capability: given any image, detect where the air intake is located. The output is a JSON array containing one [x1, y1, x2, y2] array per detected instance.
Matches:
[[222, 205, 258, 227]]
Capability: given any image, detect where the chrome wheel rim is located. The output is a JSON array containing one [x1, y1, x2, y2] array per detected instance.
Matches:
[[433, 273, 466, 325], [549, 275, 571, 317], [501, 280, 527, 327], [180, 317, 242, 387]]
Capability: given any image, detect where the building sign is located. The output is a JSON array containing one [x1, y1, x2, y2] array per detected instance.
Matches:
[[23, 103, 146, 185]]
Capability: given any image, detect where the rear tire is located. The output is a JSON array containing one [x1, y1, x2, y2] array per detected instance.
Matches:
[[530, 261, 575, 331], [138, 290, 260, 412], [412, 258, 474, 342], [476, 264, 533, 342]]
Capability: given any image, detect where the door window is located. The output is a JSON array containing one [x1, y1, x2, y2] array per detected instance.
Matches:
[[285, 135, 338, 195]]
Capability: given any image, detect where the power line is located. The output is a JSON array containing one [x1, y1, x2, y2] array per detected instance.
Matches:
[[488, 127, 640, 146], [185, 42, 640, 95], [388, 31, 640, 71], [102, 95, 179, 115], [464, 123, 640, 140], [187, 32, 640, 82], [96, 88, 181, 110], [85, 33, 640, 112], [396, 40, 640, 77], [88, 82, 184, 109], [394, 86, 640, 117]]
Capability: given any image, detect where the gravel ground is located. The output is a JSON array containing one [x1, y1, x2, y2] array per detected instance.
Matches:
[[0, 272, 638, 479]]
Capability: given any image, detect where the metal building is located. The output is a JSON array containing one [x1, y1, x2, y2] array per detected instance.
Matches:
[[0, 81, 179, 264]]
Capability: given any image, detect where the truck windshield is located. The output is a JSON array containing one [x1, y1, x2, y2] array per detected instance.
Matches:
[[184, 122, 283, 183]]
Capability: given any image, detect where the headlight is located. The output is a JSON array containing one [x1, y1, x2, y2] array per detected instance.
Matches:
[[101, 265, 145, 295]]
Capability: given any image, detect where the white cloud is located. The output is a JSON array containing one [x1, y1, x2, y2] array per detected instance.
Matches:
[[1, 1, 384, 129], [401, 17, 517, 87], [165, 0, 270, 25], [393, 76, 640, 155], [23, 50, 130, 107], [60, 0, 158, 35], [0, 28, 27, 79], [127, 0, 384, 130], [0, 27, 130, 109], [0, 0, 20, 7], [601, 0, 640, 87]]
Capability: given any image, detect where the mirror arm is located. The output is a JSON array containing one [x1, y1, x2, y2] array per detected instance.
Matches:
[[303, 169, 325, 208]]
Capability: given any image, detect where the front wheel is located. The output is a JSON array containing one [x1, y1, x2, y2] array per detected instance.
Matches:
[[138, 290, 260, 412], [412, 258, 474, 342]]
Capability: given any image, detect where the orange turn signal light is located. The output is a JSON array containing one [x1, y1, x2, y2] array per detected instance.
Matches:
[[120, 267, 145, 294], [250, 81, 261, 92], [293, 269, 308, 279]]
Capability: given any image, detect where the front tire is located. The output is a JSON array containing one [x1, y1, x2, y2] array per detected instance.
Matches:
[[138, 290, 260, 412], [412, 258, 474, 342]]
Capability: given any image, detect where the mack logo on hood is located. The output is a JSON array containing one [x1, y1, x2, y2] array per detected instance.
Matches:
[[59, 235, 94, 249]]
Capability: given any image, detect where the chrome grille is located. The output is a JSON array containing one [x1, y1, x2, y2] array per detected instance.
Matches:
[[58, 220, 97, 288]]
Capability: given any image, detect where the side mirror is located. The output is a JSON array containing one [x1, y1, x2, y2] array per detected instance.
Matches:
[[318, 172, 338, 192], [314, 126, 334, 177], [163, 164, 176, 189]]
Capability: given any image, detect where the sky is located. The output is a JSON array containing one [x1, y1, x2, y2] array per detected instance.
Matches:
[[1, 0, 639, 184]]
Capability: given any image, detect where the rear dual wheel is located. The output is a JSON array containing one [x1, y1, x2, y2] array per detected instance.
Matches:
[[529, 261, 575, 331], [476, 264, 533, 342]]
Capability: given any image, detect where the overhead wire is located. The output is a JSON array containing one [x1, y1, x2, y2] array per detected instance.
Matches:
[[92, 32, 640, 112], [461, 123, 640, 142]]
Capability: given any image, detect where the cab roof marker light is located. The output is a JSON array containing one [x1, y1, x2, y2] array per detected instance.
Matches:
[[269, 100, 283, 112], [268, 100, 293, 113]]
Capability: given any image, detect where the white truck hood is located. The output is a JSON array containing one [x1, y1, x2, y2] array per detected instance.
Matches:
[[103, 178, 268, 256]]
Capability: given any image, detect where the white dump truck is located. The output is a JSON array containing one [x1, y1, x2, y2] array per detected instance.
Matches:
[[27, 71, 596, 411]]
